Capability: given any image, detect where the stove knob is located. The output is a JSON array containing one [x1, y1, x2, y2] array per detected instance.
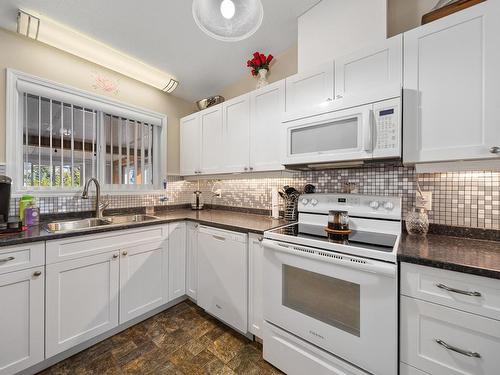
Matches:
[[369, 201, 380, 209], [310, 199, 318, 206], [384, 202, 394, 210], [301, 198, 309, 205]]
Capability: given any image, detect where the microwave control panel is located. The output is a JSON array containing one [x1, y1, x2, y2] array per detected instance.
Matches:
[[374, 107, 399, 150], [373, 99, 400, 156]]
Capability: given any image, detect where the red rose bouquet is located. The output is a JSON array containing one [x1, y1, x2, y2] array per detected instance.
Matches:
[[247, 52, 274, 76]]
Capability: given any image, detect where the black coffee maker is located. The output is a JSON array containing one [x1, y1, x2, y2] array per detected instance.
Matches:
[[0, 175, 11, 225]]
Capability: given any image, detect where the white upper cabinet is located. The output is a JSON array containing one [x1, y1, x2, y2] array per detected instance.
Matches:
[[403, 2, 500, 164], [200, 106, 224, 175], [335, 34, 402, 107], [285, 61, 335, 114], [222, 95, 251, 173], [250, 80, 286, 172], [180, 114, 200, 176]]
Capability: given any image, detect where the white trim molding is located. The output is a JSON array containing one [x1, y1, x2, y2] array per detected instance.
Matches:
[[5, 69, 168, 195]]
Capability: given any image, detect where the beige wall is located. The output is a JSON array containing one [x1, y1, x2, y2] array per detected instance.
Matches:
[[0, 28, 195, 175], [387, 0, 437, 36], [219, 44, 298, 100]]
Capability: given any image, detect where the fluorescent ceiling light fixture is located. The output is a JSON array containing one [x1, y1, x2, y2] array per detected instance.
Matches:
[[16, 9, 179, 93], [192, 0, 263, 42]]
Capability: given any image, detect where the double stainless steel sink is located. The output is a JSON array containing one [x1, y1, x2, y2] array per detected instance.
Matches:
[[45, 214, 160, 233]]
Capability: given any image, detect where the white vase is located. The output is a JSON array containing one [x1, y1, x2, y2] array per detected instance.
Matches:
[[256, 69, 269, 89]]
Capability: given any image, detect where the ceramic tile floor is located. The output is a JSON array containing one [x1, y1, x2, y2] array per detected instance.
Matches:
[[38, 300, 283, 375]]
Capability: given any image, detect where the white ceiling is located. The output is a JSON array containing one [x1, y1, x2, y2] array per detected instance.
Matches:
[[0, 0, 320, 102]]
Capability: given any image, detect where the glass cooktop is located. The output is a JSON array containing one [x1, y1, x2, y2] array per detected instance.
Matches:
[[269, 223, 397, 253]]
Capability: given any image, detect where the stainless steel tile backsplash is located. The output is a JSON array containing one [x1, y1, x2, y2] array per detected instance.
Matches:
[[8, 165, 500, 230]]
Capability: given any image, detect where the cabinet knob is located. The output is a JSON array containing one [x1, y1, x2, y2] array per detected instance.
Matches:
[[33, 271, 42, 277], [249, 166, 254, 171], [244, 167, 248, 171], [112, 253, 119, 259], [490, 146, 500, 154], [122, 251, 128, 256], [258, 236, 263, 242], [326, 97, 333, 102]]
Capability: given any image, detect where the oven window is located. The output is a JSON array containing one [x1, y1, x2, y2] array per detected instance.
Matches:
[[290, 117, 358, 155], [282, 265, 360, 337]]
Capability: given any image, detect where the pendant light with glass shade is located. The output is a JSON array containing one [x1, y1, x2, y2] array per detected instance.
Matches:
[[192, 0, 264, 42]]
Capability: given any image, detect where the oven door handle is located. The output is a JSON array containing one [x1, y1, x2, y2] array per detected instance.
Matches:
[[263, 239, 396, 277]]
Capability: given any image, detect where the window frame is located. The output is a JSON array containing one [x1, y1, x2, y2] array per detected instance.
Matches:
[[6, 69, 168, 196]]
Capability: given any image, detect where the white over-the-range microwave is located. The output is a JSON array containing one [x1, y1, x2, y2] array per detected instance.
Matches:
[[281, 97, 401, 168]]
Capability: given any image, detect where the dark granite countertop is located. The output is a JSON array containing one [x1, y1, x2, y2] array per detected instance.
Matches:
[[0, 209, 289, 248], [398, 232, 500, 279]]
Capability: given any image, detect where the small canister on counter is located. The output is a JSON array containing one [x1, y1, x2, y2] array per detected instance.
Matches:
[[24, 201, 40, 227]]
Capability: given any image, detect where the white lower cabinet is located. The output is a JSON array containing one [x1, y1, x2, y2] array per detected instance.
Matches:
[[198, 226, 248, 333], [119, 239, 168, 323], [248, 233, 264, 338], [0, 267, 44, 375], [45, 251, 120, 357], [186, 222, 198, 300], [168, 222, 186, 301], [401, 295, 500, 375]]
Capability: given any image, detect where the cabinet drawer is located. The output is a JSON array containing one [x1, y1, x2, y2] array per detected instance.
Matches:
[[401, 263, 500, 321], [401, 296, 500, 375], [46, 224, 169, 264], [400, 363, 429, 375], [0, 242, 44, 275], [263, 322, 367, 375]]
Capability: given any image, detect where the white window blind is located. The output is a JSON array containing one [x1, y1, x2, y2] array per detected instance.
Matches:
[[103, 114, 155, 186], [23, 93, 97, 189]]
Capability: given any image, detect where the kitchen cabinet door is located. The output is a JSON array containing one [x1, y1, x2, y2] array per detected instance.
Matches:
[[200, 106, 224, 175], [45, 251, 119, 357], [168, 222, 186, 301], [0, 268, 44, 375], [222, 95, 251, 173], [285, 61, 334, 114], [198, 226, 248, 333], [186, 222, 198, 301], [249, 80, 286, 172], [119, 240, 168, 323], [180, 113, 201, 176], [248, 234, 264, 338], [404, 2, 500, 164], [335, 34, 402, 107]]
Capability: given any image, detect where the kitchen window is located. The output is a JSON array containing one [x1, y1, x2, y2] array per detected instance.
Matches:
[[6, 69, 167, 194]]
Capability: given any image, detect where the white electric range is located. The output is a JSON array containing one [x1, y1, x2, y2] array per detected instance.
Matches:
[[262, 193, 401, 375]]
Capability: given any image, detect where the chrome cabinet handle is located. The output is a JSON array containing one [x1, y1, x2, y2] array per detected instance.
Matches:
[[335, 95, 343, 99], [490, 146, 500, 154], [0, 256, 15, 264], [258, 236, 263, 242], [213, 235, 226, 241], [436, 283, 482, 297], [112, 253, 119, 259], [326, 97, 333, 101], [122, 251, 128, 256], [435, 339, 481, 358], [33, 271, 42, 277]]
